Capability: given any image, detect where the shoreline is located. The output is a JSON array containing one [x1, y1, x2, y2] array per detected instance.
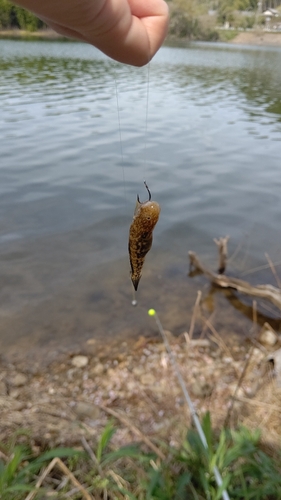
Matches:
[[1, 326, 280, 452], [1, 28, 281, 47], [230, 30, 281, 46]]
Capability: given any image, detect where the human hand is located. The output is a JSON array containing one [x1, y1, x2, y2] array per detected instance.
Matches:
[[14, 0, 169, 66]]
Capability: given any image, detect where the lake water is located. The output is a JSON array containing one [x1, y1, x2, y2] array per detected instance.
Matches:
[[1, 39, 281, 363]]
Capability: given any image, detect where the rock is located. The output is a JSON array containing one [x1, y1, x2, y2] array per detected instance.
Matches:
[[13, 400, 26, 411], [244, 381, 260, 398], [235, 387, 245, 399], [222, 357, 233, 364], [132, 367, 143, 377], [86, 338, 96, 345], [9, 373, 27, 387], [74, 402, 100, 420], [71, 355, 89, 368], [189, 339, 211, 348], [9, 389, 20, 399], [251, 348, 265, 364], [0, 396, 24, 410], [12, 412, 24, 425], [259, 323, 277, 346]]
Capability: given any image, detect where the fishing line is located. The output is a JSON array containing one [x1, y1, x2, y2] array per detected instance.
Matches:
[[148, 308, 230, 500], [114, 62, 150, 203], [114, 63, 155, 306], [131, 62, 151, 308], [114, 73, 126, 201], [143, 62, 150, 175]]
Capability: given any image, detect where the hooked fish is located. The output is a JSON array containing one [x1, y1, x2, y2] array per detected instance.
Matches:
[[128, 182, 160, 291]]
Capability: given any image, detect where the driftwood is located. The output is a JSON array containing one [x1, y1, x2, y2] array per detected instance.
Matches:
[[214, 236, 229, 274], [188, 251, 281, 311]]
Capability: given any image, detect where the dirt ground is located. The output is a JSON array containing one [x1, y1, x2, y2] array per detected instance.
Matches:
[[1, 321, 281, 454], [231, 31, 281, 46]]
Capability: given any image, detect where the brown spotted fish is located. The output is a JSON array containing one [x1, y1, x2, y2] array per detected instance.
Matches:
[[128, 182, 160, 291]]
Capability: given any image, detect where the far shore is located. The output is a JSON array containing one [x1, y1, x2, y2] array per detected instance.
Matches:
[[230, 30, 281, 46], [1, 28, 281, 47], [0, 28, 66, 40]]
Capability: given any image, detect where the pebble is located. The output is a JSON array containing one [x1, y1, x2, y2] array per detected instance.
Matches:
[[9, 373, 27, 387], [71, 355, 89, 368], [9, 389, 20, 399], [12, 412, 25, 424], [13, 400, 26, 411], [132, 367, 143, 377], [74, 402, 100, 420], [189, 339, 211, 348], [252, 348, 265, 363], [91, 362, 104, 376], [259, 323, 277, 346], [222, 357, 233, 364]]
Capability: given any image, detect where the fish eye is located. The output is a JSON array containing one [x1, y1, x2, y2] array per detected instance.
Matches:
[[147, 216, 151, 220]]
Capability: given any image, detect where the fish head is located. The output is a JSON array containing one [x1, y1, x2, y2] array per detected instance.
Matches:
[[139, 201, 161, 231]]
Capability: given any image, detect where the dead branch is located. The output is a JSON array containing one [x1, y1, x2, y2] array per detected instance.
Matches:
[[234, 396, 281, 413], [97, 404, 165, 461], [25, 457, 93, 500], [187, 290, 202, 340], [224, 346, 254, 427], [265, 252, 281, 289], [214, 236, 229, 274], [188, 251, 281, 310]]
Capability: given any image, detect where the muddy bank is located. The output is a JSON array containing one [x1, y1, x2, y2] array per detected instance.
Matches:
[[231, 31, 281, 47], [1, 324, 280, 453]]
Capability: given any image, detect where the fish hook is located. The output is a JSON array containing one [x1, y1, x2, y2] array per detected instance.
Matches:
[[137, 180, 151, 204]]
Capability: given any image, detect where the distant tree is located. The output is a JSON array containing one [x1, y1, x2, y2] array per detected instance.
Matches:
[[0, 0, 45, 30], [16, 7, 44, 31], [0, 0, 13, 28], [218, 0, 258, 25]]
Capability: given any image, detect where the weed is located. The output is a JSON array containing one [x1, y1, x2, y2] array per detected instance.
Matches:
[[0, 417, 281, 499]]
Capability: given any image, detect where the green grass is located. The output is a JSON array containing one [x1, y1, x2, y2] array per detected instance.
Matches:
[[217, 29, 239, 42], [1, 413, 281, 499]]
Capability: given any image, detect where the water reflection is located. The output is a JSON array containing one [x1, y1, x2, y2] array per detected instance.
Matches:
[[0, 39, 281, 361]]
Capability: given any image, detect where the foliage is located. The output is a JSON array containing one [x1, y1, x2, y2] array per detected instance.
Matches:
[[0, 0, 44, 31], [169, 7, 219, 40], [0, 0, 278, 39], [16, 8, 44, 32], [0, 441, 82, 500], [217, 0, 258, 26], [1, 416, 281, 499], [218, 28, 239, 40]]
